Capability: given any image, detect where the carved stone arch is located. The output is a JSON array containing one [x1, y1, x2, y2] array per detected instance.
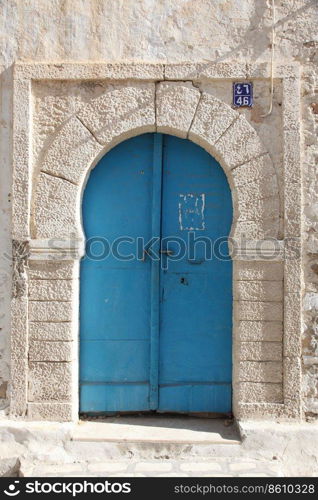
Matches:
[[32, 82, 280, 243]]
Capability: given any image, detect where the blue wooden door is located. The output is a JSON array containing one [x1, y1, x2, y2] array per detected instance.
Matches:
[[80, 133, 232, 413], [158, 136, 232, 412]]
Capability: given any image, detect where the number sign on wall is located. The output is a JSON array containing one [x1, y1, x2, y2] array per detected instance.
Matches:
[[233, 82, 253, 107]]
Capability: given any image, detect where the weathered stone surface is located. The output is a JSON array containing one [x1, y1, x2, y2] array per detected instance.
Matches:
[[234, 218, 280, 240], [235, 281, 283, 302], [237, 321, 283, 342], [236, 402, 288, 420], [77, 84, 156, 145], [12, 78, 31, 240], [27, 403, 73, 422], [29, 322, 73, 341], [234, 261, 284, 281], [236, 179, 278, 205], [28, 362, 72, 402], [0, 457, 20, 477], [156, 82, 200, 138], [284, 188, 301, 242], [231, 154, 277, 187], [189, 93, 237, 154], [29, 301, 72, 322], [284, 293, 302, 357], [16, 62, 164, 81], [284, 356, 302, 405], [28, 260, 77, 280], [234, 301, 283, 322], [238, 361, 283, 383], [284, 239, 301, 293], [29, 280, 73, 301], [29, 341, 73, 362], [40, 116, 103, 185], [236, 197, 279, 223], [239, 342, 282, 362], [237, 382, 283, 403], [10, 296, 28, 417], [165, 62, 247, 80], [214, 116, 267, 169], [33, 173, 79, 239]]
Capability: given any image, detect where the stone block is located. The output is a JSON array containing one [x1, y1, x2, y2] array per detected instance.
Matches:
[[29, 322, 73, 341], [283, 130, 301, 185], [29, 279, 73, 301], [28, 260, 76, 280], [283, 356, 302, 403], [15, 62, 164, 81], [235, 281, 283, 302], [236, 178, 278, 204], [77, 83, 156, 145], [236, 197, 280, 224], [231, 154, 276, 187], [189, 93, 237, 153], [33, 173, 78, 239], [284, 293, 302, 357], [237, 321, 282, 342], [284, 239, 301, 293], [27, 402, 73, 422], [29, 301, 73, 322], [238, 361, 283, 383], [234, 261, 284, 281], [234, 301, 283, 321], [156, 82, 200, 138], [237, 382, 283, 403], [135, 462, 173, 472], [10, 296, 28, 417], [164, 62, 247, 80], [239, 342, 282, 362], [40, 116, 103, 185], [284, 180, 301, 238], [214, 116, 267, 169], [12, 77, 31, 240], [28, 362, 72, 402], [29, 341, 73, 362], [282, 77, 301, 132], [164, 62, 199, 80], [179, 462, 222, 472], [234, 218, 280, 240], [87, 463, 128, 473]]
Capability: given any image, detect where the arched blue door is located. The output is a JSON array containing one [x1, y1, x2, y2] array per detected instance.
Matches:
[[80, 133, 232, 414]]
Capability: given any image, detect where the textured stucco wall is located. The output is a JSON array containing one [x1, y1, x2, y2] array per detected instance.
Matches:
[[0, 0, 317, 416]]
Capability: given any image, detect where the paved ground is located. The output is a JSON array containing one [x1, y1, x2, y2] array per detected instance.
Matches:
[[21, 458, 283, 477]]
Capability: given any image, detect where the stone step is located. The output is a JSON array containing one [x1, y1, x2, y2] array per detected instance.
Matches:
[[72, 416, 240, 444], [67, 416, 242, 460]]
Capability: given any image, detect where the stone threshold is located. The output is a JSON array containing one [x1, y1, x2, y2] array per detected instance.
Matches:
[[72, 416, 241, 445]]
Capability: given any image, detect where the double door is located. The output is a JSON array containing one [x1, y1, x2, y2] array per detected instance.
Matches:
[[80, 133, 232, 413]]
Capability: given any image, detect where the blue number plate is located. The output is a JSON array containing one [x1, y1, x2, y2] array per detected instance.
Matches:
[[233, 82, 253, 107]]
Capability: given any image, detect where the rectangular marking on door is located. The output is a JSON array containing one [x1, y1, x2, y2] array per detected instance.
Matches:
[[178, 194, 205, 230]]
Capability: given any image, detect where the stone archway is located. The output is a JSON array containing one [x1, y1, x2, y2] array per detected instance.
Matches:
[[12, 79, 290, 422], [32, 82, 280, 242]]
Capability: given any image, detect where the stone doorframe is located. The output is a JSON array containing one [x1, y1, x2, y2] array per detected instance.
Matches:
[[11, 62, 302, 422]]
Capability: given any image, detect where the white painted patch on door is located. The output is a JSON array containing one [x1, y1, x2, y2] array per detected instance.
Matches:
[[178, 194, 206, 230]]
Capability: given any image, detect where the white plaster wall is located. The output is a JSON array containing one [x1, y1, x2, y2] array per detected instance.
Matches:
[[0, 0, 317, 415]]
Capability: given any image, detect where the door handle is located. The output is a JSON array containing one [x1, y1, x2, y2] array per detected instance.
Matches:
[[143, 248, 174, 261], [160, 249, 174, 256]]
